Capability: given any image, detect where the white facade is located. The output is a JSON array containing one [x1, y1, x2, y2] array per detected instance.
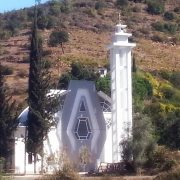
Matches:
[[14, 23, 135, 173], [108, 23, 136, 162], [14, 88, 112, 174]]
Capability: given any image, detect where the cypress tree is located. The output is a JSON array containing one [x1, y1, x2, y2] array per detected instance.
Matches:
[[0, 63, 18, 171], [27, 5, 55, 173]]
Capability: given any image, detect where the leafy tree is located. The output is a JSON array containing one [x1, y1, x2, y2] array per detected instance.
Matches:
[[49, 30, 69, 53], [120, 112, 156, 172], [37, 14, 48, 30], [49, 0, 61, 16], [27, 5, 57, 173], [61, 0, 72, 13], [0, 63, 18, 171], [58, 62, 100, 89], [96, 75, 111, 96], [132, 73, 153, 112], [163, 115, 180, 149]]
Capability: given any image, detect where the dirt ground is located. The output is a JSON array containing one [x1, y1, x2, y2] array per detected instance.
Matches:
[[7, 175, 155, 180]]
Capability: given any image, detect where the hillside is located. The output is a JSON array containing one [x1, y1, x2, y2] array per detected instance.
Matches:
[[0, 0, 179, 104]]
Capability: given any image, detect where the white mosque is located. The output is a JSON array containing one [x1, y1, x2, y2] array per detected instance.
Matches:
[[14, 22, 136, 174]]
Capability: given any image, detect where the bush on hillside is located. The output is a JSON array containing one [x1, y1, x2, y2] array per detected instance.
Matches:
[[133, 73, 153, 100], [151, 34, 168, 43], [152, 21, 179, 34], [164, 11, 175, 21], [128, 0, 144, 2], [37, 15, 48, 30], [116, 0, 129, 7], [160, 85, 174, 100], [174, 7, 180, 14], [147, 146, 177, 172], [95, 1, 106, 10], [1, 65, 13, 75], [155, 166, 180, 180], [170, 72, 180, 88], [146, 0, 164, 15], [48, 0, 61, 16]]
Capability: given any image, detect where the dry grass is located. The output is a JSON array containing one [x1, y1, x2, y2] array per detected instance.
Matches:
[[0, 0, 179, 102]]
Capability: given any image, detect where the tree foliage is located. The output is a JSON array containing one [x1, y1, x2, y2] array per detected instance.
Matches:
[[27, 6, 58, 173], [120, 112, 156, 171], [58, 62, 100, 89], [0, 63, 18, 171], [49, 30, 69, 53]]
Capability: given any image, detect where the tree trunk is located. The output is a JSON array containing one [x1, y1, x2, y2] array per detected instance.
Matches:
[[34, 153, 36, 174], [41, 153, 44, 174], [61, 43, 64, 54]]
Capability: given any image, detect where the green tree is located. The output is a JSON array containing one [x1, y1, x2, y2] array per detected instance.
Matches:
[[58, 62, 100, 89], [27, 5, 57, 173], [96, 75, 111, 96], [120, 112, 156, 172], [49, 30, 69, 53], [0, 63, 18, 171]]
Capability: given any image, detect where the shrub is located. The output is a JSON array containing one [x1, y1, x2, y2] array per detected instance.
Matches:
[[46, 15, 57, 29], [147, 0, 164, 15], [151, 34, 168, 43], [170, 72, 180, 88], [147, 146, 176, 172], [164, 11, 175, 21], [164, 23, 178, 34], [172, 34, 180, 45], [0, 31, 11, 40], [132, 5, 141, 12], [174, 7, 180, 14], [155, 166, 180, 180], [84, 8, 96, 17], [152, 21, 179, 34], [37, 15, 48, 30], [43, 59, 52, 69], [61, 0, 72, 14], [133, 74, 153, 100], [158, 70, 171, 80], [95, 1, 106, 10], [49, 1, 61, 16], [1, 65, 13, 75], [116, 0, 129, 7], [160, 85, 174, 99], [152, 21, 165, 32]]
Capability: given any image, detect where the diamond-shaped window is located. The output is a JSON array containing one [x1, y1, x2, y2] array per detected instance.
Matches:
[[75, 117, 91, 140]]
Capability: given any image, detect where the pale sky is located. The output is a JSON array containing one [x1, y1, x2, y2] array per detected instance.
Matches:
[[0, 0, 49, 13]]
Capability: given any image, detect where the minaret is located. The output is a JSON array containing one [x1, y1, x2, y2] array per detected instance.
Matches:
[[108, 21, 136, 162]]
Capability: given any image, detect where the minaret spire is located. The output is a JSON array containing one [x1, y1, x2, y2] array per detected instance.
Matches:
[[108, 22, 136, 162], [118, 13, 121, 24]]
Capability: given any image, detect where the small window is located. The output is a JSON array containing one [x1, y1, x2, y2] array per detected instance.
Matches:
[[79, 101, 86, 112]]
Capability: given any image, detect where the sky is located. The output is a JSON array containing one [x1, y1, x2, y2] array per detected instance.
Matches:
[[0, 0, 49, 13]]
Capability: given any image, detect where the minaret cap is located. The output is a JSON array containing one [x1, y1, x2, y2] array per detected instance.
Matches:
[[116, 24, 127, 33]]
